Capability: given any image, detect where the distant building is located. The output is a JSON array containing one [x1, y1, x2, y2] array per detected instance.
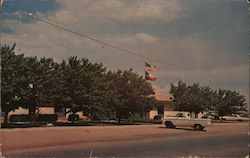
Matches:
[[4, 94, 176, 122], [149, 95, 175, 119]]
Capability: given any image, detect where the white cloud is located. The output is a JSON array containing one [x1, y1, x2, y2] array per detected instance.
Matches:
[[154, 64, 249, 103], [102, 33, 159, 45], [209, 64, 248, 81], [120, 0, 184, 22], [1, 0, 248, 103], [54, 0, 184, 23], [135, 33, 159, 42]]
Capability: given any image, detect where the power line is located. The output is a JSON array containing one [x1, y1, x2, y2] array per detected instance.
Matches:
[[3, 4, 186, 70], [2, 4, 248, 84]]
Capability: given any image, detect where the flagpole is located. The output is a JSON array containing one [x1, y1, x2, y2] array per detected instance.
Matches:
[[0, 0, 4, 47], [0, 0, 3, 149]]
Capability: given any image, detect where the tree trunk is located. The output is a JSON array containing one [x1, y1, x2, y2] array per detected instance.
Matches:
[[28, 104, 37, 122], [117, 112, 121, 124], [4, 111, 9, 124], [29, 106, 36, 115]]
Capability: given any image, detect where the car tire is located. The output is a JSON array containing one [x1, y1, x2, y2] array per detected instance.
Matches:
[[194, 124, 204, 131], [165, 121, 175, 128]]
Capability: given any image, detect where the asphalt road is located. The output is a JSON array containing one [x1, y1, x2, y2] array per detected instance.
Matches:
[[10, 133, 248, 158], [2, 123, 249, 158]]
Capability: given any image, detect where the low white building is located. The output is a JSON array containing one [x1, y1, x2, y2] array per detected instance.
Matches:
[[149, 95, 174, 120]]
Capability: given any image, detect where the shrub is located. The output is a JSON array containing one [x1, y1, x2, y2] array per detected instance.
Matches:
[[9, 114, 30, 122]]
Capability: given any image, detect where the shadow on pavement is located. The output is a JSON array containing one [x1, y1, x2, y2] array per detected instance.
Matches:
[[158, 126, 207, 132]]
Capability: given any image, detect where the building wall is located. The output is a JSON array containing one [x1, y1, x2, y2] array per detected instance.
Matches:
[[37, 107, 54, 114], [148, 99, 175, 119], [163, 101, 175, 110], [164, 111, 179, 117], [9, 107, 29, 115], [8, 107, 55, 115], [160, 100, 175, 117], [149, 109, 158, 119]]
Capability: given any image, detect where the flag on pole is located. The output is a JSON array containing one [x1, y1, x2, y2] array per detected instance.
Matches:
[[145, 71, 157, 81], [145, 62, 157, 71]]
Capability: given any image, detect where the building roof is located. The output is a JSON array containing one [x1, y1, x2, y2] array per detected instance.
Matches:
[[155, 95, 173, 101]]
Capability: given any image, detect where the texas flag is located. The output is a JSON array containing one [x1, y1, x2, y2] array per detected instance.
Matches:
[[145, 62, 157, 71], [145, 71, 157, 81]]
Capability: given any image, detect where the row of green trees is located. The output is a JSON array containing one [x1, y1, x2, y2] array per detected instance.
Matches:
[[1, 44, 157, 123], [1, 44, 247, 123], [170, 80, 247, 116]]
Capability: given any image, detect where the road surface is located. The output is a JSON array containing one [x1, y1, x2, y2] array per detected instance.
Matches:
[[1, 122, 249, 157]]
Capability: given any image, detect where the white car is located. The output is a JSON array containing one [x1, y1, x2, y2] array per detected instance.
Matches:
[[220, 114, 249, 121], [162, 112, 211, 130]]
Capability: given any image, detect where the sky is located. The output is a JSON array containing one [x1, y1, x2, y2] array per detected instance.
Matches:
[[0, 0, 249, 104]]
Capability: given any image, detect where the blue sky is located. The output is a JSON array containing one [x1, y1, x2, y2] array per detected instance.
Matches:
[[1, 0, 249, 103]]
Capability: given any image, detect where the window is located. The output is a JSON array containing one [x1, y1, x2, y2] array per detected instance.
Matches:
[[176, 113, 184, 117]]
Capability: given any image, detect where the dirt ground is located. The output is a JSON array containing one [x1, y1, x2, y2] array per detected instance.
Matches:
[[0, 122, 248, 153]]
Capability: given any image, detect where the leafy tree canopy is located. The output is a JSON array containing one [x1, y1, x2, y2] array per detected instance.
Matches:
[[169, 80, 247, 115], [1, 44, 158, 123]]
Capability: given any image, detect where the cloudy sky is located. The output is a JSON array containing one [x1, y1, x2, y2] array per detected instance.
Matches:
[[1, 0, 249, 103]]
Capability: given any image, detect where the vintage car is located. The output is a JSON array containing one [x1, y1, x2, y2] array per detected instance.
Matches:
[[219, 114, 249, 121], [162, 112, 211, 130]]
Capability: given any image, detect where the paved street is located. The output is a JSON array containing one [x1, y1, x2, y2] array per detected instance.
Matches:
[[13, 133, 248, 157], [1, 122, 249, 157]]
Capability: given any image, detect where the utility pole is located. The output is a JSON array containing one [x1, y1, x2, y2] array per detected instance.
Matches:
[[0, 0, 4, 46], [0, 1, 3, 153]]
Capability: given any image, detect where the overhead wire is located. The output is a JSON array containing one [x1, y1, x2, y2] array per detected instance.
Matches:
[[3, 4, 186, 70], [1, 4, 248, 84]]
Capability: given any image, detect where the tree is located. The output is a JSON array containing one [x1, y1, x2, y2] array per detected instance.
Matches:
[[105, 69, 156, 123], [1, 44, 161, 124], [169, 80, 247, 116], [1, 44, 65, 122], [60, 56, 107, 119], [25, 57, 61, 115], [172, 82, 206, 114], [14, 56, 59, 116], [170, 80, 187, 100], [1, 44, 27, 123], [215, 89, 246, 116]]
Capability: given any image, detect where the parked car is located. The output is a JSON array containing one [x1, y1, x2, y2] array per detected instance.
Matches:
[[67, 114, 91, 122], [152, 115, 163, 124], [201, 111, 219, 120], [100, 119, 117, 123], [202, 114, 215, 120], [162, 112, 211, 130], [219, 114, 249, 121]]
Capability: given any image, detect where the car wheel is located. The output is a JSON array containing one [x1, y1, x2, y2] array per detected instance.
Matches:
[[194, 124, 204, 131], [165, 121, 175, 128]]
